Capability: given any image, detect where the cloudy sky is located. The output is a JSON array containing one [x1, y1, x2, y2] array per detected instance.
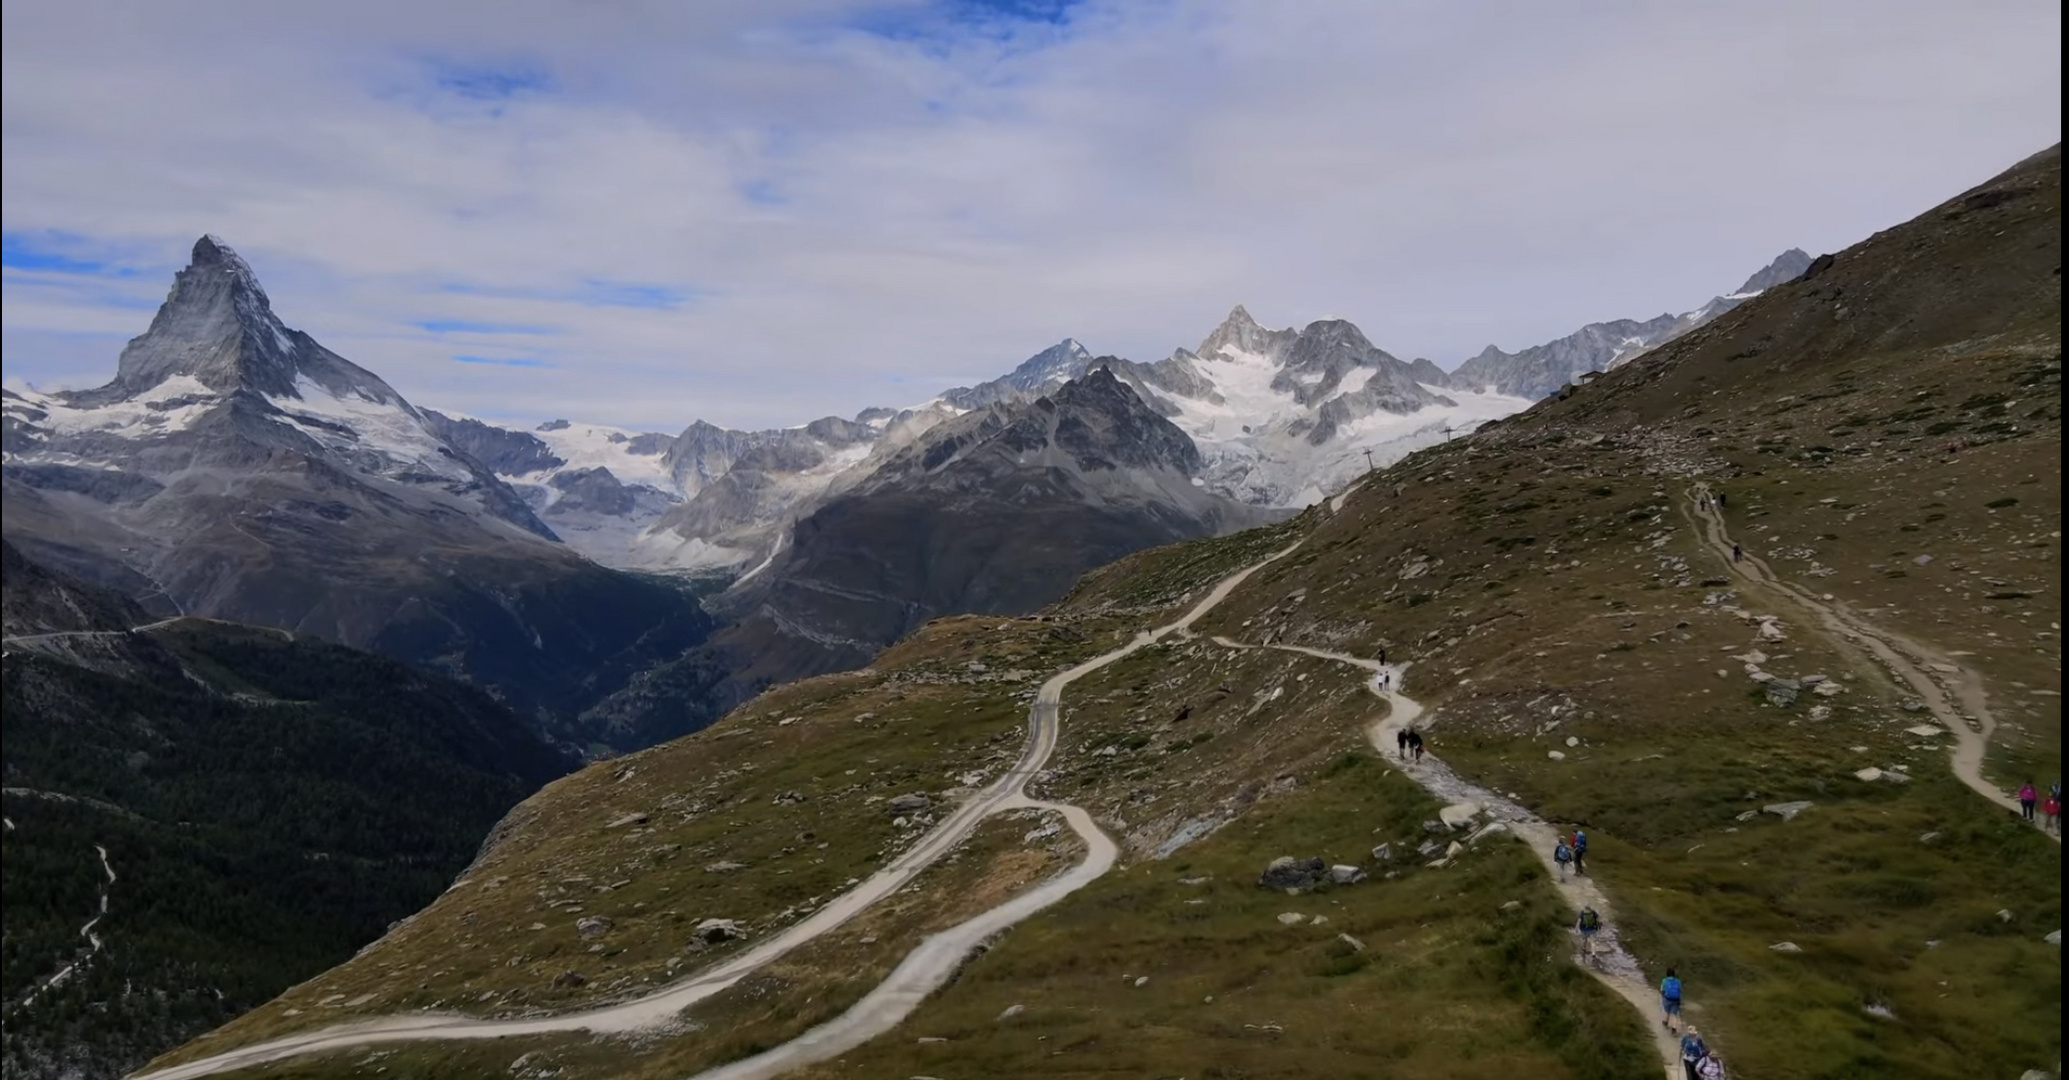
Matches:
[[2, 1, 2059, 431]]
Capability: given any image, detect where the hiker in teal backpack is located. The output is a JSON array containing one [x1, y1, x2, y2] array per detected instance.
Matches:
[[1553, 839, 1574, 880], [1661, 966, 1685, 1033], [1576, 906, 1602, 959], [1571, 828, 1589, 876]]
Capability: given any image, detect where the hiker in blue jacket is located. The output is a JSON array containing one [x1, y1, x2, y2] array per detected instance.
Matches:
[[1661, 967, 1685, 1033], [1679, 1027, 1709, 1080], [1571, 828, 1589, 876]]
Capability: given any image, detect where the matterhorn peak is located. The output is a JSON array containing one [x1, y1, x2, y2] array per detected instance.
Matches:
[[95, 235, 404, 407], [190, 234, 272, 305]]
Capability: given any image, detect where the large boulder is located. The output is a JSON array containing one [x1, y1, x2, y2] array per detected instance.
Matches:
[[1259, 856, 1328, 891]]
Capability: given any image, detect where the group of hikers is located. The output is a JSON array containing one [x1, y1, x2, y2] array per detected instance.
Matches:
[[1393, 726, 1424, 762], [1567, 873, 1727, 1076], [2016, 780, 2062, 832]]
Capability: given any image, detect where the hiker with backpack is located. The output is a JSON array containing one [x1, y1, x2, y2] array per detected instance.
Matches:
[[1660, 967, 1685, 1033], [1553, 839, 1574, 881], [1570, 828, 1589, 876], [2042, 791, 2061, 834], [2018, 781, 2037, 822], [1576, 906, 1601, 958], [1731, 542, 1742, 564], [1679, 1028, 1710, 1080], [1696, 1052, 1728, 1080], [1396, 727, 1409, 760], [1408, 730, 1425, 764]]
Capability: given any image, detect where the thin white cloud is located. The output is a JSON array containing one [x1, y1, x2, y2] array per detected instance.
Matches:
[[2, 0, 2060, 431]]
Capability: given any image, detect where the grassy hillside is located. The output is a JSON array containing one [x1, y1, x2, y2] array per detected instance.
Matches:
[[152, 146, 2059, 1080]]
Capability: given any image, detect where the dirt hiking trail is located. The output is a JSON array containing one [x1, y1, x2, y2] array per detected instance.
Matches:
[[1685, 486, 2055, 843], [1209, 637, 1686, 1077]]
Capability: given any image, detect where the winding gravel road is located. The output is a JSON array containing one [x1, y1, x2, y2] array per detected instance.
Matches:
[[131, 541, 1304, 1080]]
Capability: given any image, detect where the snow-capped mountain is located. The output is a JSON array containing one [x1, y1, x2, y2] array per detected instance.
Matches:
[[1100, 308, 1534, 506], [1, 237, 716, 739], [381, 247, 1812, 578]]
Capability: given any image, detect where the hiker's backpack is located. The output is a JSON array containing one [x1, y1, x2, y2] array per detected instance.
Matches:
[[1696, 1053, 1726, 1080], [1574, 831, 1588, 853], [1662, 975, 1682, 1000], [1578, 908, 1600, 932], [1555, 843, 1573, 863]]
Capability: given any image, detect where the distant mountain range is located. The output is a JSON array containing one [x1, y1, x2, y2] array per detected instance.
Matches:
[[0, 236, 1808, 750], [415, 247, 1811, 577]]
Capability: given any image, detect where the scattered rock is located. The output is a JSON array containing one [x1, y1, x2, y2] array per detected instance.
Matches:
[[1468, 822, 1509, 845], [917, 1036, 948, 1044], [2044, 930, 2061, 946], [694, 918, 748, 943], [1769, 941, 1803, 953], [1735, 810, 1759, 822], [1277, 912, 1308, 926], [575, 916, 613, 939], [1421, 820, 1446, 834], [887, 793, 932, 815], [1444, 841, 1465, 859], [1764, 679, 1802, 707], [1328, 864, 1367, 885], [1259, 856, 1329, 890], [1500, 900, 1522, 911], [551, 969, 586, 989], [1370, 843, 1393, 862], [606, 812, 648, 829], [1337, 932, 1366, 952], [1547, 750, 1567, 761], [1912, 554, 1934, 566], [996, 1004, 1025, 1022], [1854, 767, 1884, 782], [774, 791, 806, 805], [1918, 831, 1942, 844], [1807, 705, 1832, 721], [1133, 975, 1150, 987], [1862, 1003, 1897, 1020], [704, 860, 747, 874], [1763, 801, 1814, 821], [1997, 909, 2015, 923]]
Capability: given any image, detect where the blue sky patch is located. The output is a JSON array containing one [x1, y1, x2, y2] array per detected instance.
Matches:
[[1, 232, 142, 277], [429, 59, 555, 101], [854, 0, 1083, 44], [416, 318, 559, 335]]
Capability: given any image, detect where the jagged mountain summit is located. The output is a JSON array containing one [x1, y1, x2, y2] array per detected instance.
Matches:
[[0, 237, 715, 740]]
